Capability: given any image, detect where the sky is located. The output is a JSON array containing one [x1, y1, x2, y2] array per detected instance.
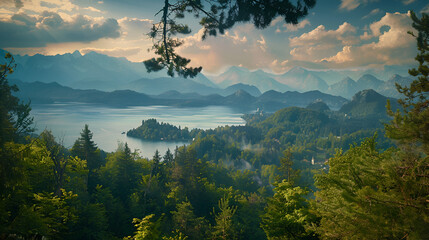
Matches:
[[0, 0, 428, 74]]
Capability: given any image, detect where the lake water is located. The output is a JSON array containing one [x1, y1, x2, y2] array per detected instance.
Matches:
[[31, 103, 246, 158]]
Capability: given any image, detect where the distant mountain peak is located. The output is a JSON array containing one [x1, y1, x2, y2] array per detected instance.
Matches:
[[352, 89, 384, 103], [287, 66, 308, 75], [234, 89, 252, 97], [223, 83, 261, 97], [341, 76, 355, 83], [389, 74, 406, 82], [252, 69, 269, 75], [226, 66, 249, 73], [72, 50, 82, 57]]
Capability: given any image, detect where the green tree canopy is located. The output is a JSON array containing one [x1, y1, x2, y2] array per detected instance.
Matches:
[[387, 11, 429, 154]]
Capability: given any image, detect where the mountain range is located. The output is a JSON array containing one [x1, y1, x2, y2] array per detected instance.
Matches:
[[3, 49, 414, 99], [11, 79, 347, 112]]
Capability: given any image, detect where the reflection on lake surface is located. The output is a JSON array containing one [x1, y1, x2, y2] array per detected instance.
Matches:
[[31, 103, 246, 158]]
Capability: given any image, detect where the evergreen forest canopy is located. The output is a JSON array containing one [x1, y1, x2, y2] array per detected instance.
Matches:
[[0, 7, 428, 240]]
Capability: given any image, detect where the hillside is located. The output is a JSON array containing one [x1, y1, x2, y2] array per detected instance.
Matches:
[[339, 89, 399, 118], [12, 80, 349, 112]]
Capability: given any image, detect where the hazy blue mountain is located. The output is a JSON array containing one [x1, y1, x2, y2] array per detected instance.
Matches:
[[210, 66, 250, 87], [258, 90, 285, 102], [5, 48, 413, 96], [124, 77, 220, 95], [361, 65, 412, 81], [378, 74, 413, 99], [3, 49, 217, 92], [328, 77, 358, 99], [211, 66, 291, 93], [155, 90, 203, 99], [308, 69, 352, 85], [356, 74, 384, 92], [326, 74, 413, 99], [222, 83, 261, 96], [11, 51, 143, 90], [11, 79, 154, 106], [191, 73, 219, 88], [12, 79, 349, 112], [223, 89, 257, 107], [256, 90, 348, 111], [308, 65, 412, 84], [277, 67, 329, 92], [283, 90, 348, 110], [339, 89, 399, 118], [246, 70, 292, 92]]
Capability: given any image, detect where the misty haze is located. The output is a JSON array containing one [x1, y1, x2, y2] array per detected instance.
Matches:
[[0, 1, 428, 239]]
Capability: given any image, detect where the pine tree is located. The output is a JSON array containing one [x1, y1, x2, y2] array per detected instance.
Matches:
[[386, 11, 429, 154], [211, 196, 237, 240], [0, 52, 33, 196], [163, 148, 174, 166], [262, 180, 317, 240], [71, 124, 101, 193], [0, 52, 33, 144], [145, 0, 316, 78], [72, 125, 101, 171], [171, 201, 206, 240], [275, 149, 299, 184], [125, 214, 162, 240]]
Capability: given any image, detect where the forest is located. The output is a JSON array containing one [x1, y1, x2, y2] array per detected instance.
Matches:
[[0, 6, 428, 240]]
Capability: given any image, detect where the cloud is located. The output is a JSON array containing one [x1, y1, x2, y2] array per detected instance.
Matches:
[[284, 19, 310, 32], [118, 17, 153, 40], [322, 12, 415, 67], [256, 35, 266, 51], [339, 0, 378, 11], [269, 16, 283, 27], [289, 22, 358, 61], [84, 6, 102, 13], [270, 17, 310, 32], [288, 12, 416, 69], [177, 25, 275, 73], [0, 12, 120, 47], [362, 8, 381, 19], [290, 22, 358, 47], [14, 0, 23, 9], [0, 0, 81, 15]]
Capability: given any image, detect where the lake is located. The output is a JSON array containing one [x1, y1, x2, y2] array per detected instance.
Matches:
[[31, 103, 246, 158]]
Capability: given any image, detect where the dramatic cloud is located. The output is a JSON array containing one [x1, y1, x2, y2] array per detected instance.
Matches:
[[322, 12, 415, 67], [0, 12, 120, 47], [178, 25, 275, 73], [289, 22, 358, 61], [288, 12, 416, 69]]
